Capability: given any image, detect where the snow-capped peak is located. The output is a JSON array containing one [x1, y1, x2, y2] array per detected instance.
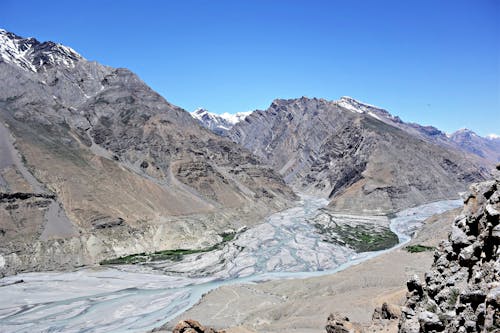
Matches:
[[219, 111, 252, 125], [337, 96, 378, 114], [191, 108, 211, 119], [0, 29, 83, 72], [191, 108, 252, 135], [335, 96, 400, 123], [486, 133, 500, 140], [452, 128, 478, 137]]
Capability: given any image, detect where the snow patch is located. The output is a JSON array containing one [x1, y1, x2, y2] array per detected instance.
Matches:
[[0, 29, 83, 72], [191, 108, 252, 133], [220, 111, 252, 125], [486, 133, 500, 140]]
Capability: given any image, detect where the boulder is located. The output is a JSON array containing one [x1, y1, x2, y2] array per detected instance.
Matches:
[[372, 302, 401, 320], [325, 313, 362, 333], [172, 319, 225, 333]]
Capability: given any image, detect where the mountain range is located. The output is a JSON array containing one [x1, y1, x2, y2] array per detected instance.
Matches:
[[0, 29, 496, 276], [192, 98, 500, 166], [195, 97, 494, 213]]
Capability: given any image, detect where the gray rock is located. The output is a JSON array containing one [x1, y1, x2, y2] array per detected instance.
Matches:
[[417, 311, 444, 331], [372, 302, 401, 320], [492, 224, 500, 239], [450, 226, 470, 246], [399, 175, 500, 332], [325, 313, 362, 333], [407, 275, 424, 296]]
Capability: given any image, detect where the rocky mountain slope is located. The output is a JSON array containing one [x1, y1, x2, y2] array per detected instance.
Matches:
[[228, 96, 491, 214], [399, 168, 499, 332], [191, 108, 251, 136], [0, 29, 296, 276], [449, 128, 500, 164], [196, 96, 500, 166]]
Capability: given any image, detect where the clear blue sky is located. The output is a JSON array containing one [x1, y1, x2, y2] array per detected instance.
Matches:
[[2, 0, 499, 135]]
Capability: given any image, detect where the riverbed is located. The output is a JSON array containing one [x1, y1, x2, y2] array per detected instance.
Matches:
[[0, 197, 462, 333]]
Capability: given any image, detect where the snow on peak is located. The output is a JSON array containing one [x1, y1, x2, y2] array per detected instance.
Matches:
[[191, 108, 252, 134], [0, 29, 83, 72], [486, 133, 500, 140], [337, 96, 381, 113], [335, 96, 399, 123], [192, 108, 210, 118], [453, 128, 478, 137], [339, 96, 377, 106], [219, 111, 252, 125]]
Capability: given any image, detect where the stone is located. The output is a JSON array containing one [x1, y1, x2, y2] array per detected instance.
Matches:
[[458, 244, 476, 263], [407, 275, 424, 296], [372, 302, 401, 320], [492, 224, 500, 239], [450, 226, 470, 247], [417, 311, 444, 331], [485, 204, 499, 218], [325, 313, 362, 333], [172, 319, 225, 333]]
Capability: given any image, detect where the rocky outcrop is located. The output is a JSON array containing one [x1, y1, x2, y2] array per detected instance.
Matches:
[[326, 313, 363, 333], [152, 319, 225, 333], [372, 302, 401, 320], [399, 167, 500, 332], [229, 96, 489, 214], [173, 320, 225, 333]]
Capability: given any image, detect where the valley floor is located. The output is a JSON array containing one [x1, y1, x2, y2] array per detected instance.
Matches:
[[0, 200, 461, 333], [167, 208, 460, 333]]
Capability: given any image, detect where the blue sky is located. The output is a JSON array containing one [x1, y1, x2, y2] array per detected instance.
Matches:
[[2, 0, 499, 135]]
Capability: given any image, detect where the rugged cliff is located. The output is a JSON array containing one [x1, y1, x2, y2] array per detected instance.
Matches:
[[399, 167, 499, 332], [0, 29, 296, 276]]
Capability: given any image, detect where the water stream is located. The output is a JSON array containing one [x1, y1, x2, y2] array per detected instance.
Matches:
[[0, 197, 462, 333]]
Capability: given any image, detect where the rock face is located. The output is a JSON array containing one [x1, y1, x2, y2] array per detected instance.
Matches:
[[325, 313, 363, 333], [229, 96, 490, 214], [0, 29, 296, 276], [399, 167, 500, 332], [171, 319, 225, 333], [372, 302, 401, 320]]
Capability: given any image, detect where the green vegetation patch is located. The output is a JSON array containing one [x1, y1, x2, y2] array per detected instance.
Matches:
[[315, 223, 399, 252], [100, 231, 236, 265], [405, 244, 435, 253], [339, 226, 399, 252], [219, 231, 236, 242]]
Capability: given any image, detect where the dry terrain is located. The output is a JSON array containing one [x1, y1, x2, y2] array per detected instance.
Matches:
[[169, 208, 460, 333]]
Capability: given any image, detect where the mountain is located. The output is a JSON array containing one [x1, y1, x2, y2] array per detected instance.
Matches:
[[331, 97, 500, 165], [228, 96, 491, 214], [449, 128, 500, 163], [399, 170, 499, 332], [0, 29, 82, 72], [0, 29, 296, 276], [191, 108, 251, 135]]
